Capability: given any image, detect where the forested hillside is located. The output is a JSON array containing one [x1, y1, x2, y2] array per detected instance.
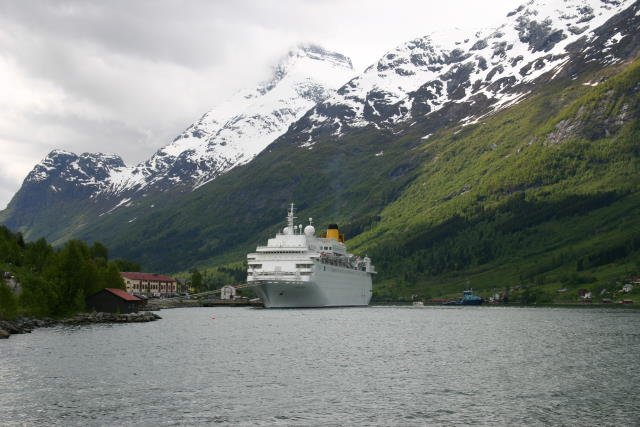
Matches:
[[351, 58, 640, 301], [0, 226, 132, 319]]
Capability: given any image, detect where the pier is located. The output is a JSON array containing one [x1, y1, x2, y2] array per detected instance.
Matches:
[[144, 284, 264, 310]]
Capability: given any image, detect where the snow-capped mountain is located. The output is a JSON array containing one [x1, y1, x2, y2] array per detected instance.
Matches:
[[26, 150, 126, 190], [4, 150, 128, 219], [2, 0, 638, 247], [15, 0, 637, 204], [16, 44, 354, 203], [106, 44, 354, 194], [291, 0, 638, 145]]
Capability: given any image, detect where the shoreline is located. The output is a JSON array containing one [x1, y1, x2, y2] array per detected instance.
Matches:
[[0, 311, 161, 339], [372, 301, 639, 309]]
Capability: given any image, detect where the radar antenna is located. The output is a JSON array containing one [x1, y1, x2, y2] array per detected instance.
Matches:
[[287, 202, 297, 232]]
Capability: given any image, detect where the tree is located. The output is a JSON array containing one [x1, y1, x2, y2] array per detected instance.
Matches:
[[1, 226, 141, 317], [90, 242, 109, 261], [204, 270, 235, 290], [19, 273, 55, 317], [24, 238, 53, 273], [102, 262, 125, 290], [46, 240, 92, 316], [191, 268, 203, 293], [0, 282, 17, 320]]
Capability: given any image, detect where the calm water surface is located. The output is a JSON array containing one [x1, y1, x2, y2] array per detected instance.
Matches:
[[1, 306, 639, 426]]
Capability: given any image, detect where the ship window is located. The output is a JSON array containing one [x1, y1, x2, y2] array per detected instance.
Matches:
[[296, 263, 313, 268]]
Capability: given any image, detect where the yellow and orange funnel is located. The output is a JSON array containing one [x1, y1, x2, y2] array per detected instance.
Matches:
[[326, 224, 345, 243]]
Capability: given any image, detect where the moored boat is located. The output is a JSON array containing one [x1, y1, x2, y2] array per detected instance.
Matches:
[[443, 290, 484, 306], [246, 203, 375, 308]]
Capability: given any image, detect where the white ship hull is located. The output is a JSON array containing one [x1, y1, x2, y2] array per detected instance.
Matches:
[[246, 204, 375, 309], [251, 266, 372, 308]]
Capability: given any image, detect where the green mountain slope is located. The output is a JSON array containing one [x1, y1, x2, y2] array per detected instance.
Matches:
[[349, 59, 640, 301], [72, 57, 640, 306], [3, 41, 638, 306], [71, 126, 425, 272]]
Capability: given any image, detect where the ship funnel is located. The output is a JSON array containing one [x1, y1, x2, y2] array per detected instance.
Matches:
[[326, 224, 344, 242]]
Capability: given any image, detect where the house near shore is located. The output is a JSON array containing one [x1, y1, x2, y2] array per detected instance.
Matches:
[[579, 289, 592, 301], [121, 272, 178, 297], [220, 285, 237, 300], [86, 288, 144, 314]]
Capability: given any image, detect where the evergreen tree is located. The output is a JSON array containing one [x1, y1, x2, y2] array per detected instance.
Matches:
[[0, 282, 17, 319], [191, 268, 203, 293], [90, 242, 109, 261]]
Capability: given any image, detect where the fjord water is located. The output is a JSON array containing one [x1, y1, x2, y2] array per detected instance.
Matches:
[[1, 307, 639, 426]]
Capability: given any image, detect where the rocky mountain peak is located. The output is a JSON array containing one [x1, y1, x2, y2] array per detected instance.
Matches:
[[291, 0, 637, 145], [253, 43, 354, 98], [373, 36, 446, 74], [294, 43, 354, 69], [25, 150, 125, 185], [101, 44, 356, 197]]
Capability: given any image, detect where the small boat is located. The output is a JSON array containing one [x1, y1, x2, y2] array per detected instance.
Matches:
[[443, 290, 484, 306], [412, 301, 424, 307]]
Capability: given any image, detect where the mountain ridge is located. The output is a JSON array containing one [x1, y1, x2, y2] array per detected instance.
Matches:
[[10, 43, 356, 208], [1, 0, 638, 293], [290, 0, 637, 145]]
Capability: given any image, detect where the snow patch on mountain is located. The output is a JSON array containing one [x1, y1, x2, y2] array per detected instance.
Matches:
[[17, 0, 638, 218], [24, 44, 355, 209], [297, 0, 636, 145], [106, 44, 355, 194], [26, 150, 126, 191]]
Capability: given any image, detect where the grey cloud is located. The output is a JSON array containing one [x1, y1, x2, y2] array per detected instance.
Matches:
[[0, 0, 325, 69], [21, 111, 157, 160], [0, 1, 234, 68], [0, 174, 19, 210]]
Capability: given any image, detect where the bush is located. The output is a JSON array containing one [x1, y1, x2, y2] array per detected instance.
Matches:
[[0, 282, 18, 320]]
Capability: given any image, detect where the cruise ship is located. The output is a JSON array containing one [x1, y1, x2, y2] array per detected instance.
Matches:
[[247, 204, 375, 308]]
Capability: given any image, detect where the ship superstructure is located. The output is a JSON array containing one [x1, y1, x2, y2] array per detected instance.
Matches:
[[247, 203, 375, 308]]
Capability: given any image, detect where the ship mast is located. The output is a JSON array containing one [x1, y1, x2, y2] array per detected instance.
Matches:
[[287, 202, 297, 234]]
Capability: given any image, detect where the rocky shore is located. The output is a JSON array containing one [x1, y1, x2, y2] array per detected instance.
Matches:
[[0, 311, 161, 339]]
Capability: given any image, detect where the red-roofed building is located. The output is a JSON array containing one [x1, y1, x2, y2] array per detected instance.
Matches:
[[121, 272, 178, 297], [85, 288, 144, 313]]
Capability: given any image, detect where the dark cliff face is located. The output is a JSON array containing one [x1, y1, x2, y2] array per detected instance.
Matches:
[[10, 150, 125, 210], [1, 151, 126, 237], [561, 2, 640, 77]]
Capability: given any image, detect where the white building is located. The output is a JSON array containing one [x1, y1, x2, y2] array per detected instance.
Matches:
[[220, 285, 237, 300]]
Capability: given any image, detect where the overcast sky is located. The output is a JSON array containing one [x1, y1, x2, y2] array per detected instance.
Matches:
[[0, 0, 522, 209]]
